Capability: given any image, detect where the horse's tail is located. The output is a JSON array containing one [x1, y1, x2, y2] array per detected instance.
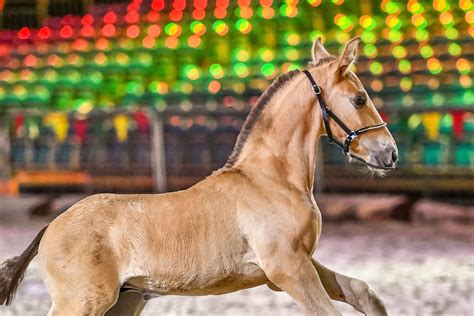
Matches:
[[0, 225, 48, 305]]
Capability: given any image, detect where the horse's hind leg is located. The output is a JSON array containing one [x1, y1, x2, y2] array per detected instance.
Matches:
[[312, 259, 388, 316], [105, 290, 148, 316]]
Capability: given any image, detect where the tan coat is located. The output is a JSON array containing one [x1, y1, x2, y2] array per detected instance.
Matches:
[[0, 37, 396, 316]]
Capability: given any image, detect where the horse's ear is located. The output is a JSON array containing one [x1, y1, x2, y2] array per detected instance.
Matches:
[[337, 36, 360, 74], [311, 37, 331, 64]]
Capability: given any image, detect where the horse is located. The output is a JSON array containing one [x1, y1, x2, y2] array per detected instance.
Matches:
[[0, 36, 397, 315]]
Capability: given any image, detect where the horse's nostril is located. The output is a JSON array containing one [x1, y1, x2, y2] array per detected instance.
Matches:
[[391, 149, 398, 163]]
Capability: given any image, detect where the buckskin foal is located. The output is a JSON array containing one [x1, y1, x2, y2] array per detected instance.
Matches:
[[1, 36, 397, 315]]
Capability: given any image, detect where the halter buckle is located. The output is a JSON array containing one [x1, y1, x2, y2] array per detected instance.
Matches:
[[347, 131, 357, 141], [311, 85, 321, 95]]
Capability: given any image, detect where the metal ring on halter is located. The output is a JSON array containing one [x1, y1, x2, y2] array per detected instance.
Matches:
[[311, 85, 321, 95]]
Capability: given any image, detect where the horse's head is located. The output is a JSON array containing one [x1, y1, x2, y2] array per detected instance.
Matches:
[[308, 36, 398, 172]]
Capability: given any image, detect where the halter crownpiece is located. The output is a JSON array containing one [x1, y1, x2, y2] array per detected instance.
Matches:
[[302, 69, 394, 170]]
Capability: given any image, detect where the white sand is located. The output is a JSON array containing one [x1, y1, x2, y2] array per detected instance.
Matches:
[[0, 196, 472, 315]]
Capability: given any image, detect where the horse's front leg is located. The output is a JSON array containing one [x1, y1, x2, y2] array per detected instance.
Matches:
[[312, 259, 388, 316], [260, 251, 341, 315]]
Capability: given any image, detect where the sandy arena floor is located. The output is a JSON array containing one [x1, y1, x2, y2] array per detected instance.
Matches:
[[0, 196, 472, 315]]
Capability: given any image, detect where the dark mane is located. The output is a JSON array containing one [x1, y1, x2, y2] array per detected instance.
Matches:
[[224, 69, 301, 168]]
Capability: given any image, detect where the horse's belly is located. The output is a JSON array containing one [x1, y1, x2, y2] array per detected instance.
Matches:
[[125, 261, 267, 296]]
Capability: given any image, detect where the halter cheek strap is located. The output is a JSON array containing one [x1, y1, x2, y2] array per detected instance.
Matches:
[[302, 69, 393, 170]]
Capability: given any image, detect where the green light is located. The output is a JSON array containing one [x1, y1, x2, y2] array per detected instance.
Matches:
[[415, 29, 429, 41], [184, 65, 201, 80], [310, 30, 324, 41], [279, 4, 288, 16], [126, 82, 144, 96], [408, 2, 424, 14], [234, 48, 250, 62], [399, 59, 411, 73], [335, 14, 352, 30], [190, 21, 205, 35], [236, 19, 251, 33], [392, 45, 406, 58], [35, 86, 50, 100], [420, 46, 433, 59], [400, 77, 412, 91], [361, 30, 376, 43], [369, 61, 383, 75], [363, 44, 377, 57], [284, 47, 299, 61], [286, 63, 300, 71], [261, 63, 276, 77], [388, 30, 402, 42], [209, 63, 224, 78], [360, 16, 376, 30], [213, 21, 228, 35], [259, 48, 274, 62], [448, 43, 462, 56], [90, 71, 103, 84], [427, 58, 442, 74], [445, 27, 459, 39], [234, 63, 249, 78], [385, 2, 399, 14], [138, 52, 153, 67], [165, 23, 178, 36], [463, 91, 474, 105], [432, 93, 444, 106]]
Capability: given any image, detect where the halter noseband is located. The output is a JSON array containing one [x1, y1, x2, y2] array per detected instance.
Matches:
[[302, 69, 394, 170]]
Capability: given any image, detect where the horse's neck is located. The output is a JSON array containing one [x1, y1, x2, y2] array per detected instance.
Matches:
[[235, 76, 324, 194]]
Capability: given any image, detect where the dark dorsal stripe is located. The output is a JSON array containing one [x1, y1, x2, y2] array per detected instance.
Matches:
[[224, 69, 301, 168]]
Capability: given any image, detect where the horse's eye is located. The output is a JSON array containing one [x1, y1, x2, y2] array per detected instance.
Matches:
[[353, 95, 367, 108]]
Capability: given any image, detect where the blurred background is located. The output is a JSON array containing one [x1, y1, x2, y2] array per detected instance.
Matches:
[[0, 0, 472, 315]]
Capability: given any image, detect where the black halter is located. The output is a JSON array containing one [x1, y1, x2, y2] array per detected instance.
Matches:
[[302, 69, 393, 170]]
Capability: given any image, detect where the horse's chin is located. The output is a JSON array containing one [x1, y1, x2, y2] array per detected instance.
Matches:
[[348, 156, 388, 178]]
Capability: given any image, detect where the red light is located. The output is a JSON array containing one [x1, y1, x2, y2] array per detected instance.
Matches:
[[60, 25, 73, 39], [194, 0, 207, 10], [170, 9, 183, 21], [216, 0, 229, 7], [193, 9, 205, 20], [72, 39, 89, 51], [103, 11, 116, 24], [126, 25, 140, 39], [238, 0, 250, 6], [81, 25, 95, 37], [38, 26, 51, 39], [102, 24, 116, 37], [148, 25, 161, 37], [24, 54, 37, 67], [260, 0, 272, 6], [125, 11, 140, 24], [127, 2, 140, 11], [81, 14, 94, 25], [214, 7, 226, 18], [188, 35, 201, 48], [173, 0, 186, 10], [151, 0, 165, 11], [143, 36, 156, 48], [18, 27, 30, 40], [147, 11, 160, 22]]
